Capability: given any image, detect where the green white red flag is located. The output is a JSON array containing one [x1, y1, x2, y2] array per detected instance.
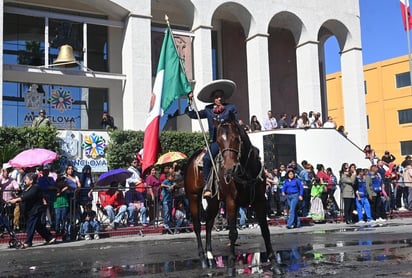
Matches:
[[142, 27, 192, 175]]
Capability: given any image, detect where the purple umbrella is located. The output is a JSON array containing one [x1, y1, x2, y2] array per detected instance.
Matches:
[[95, 168, 133, 186], [8, 148, 58, 168]]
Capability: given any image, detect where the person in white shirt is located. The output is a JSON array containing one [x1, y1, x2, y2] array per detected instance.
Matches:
[[126, 158, 142, 190], [263, 110, 278, 130]]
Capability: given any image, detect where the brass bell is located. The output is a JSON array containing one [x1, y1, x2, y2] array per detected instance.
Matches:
[[54, 44, 77, 67]]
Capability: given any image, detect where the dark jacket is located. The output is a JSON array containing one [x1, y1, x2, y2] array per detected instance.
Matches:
[[20, 184, 45, 217], [186, 103, 238, 142]]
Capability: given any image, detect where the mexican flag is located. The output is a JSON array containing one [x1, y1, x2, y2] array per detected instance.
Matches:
[[142, 27, 192, 175]]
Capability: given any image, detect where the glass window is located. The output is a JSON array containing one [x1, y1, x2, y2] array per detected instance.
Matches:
[[87, 24, 108, 72], [401, 140, 412, 156], [3, 13, 44, 66], [2, 81, 108, 129], [398, 109, 412, 124], [49, 19, 83, 66], [395, 72, 411, 88]]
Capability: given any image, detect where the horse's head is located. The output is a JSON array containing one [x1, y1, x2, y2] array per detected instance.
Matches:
[[216, 113, 242, 182]]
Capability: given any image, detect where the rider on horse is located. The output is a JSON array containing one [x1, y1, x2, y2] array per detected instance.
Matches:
[[186, 79, 238, 198]]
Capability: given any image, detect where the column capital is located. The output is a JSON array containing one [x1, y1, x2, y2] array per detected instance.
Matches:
[[246, 33, 269, 42], [127, 13, 152, 20], [340, 47, 362, 55], [296, 40, 319, 48], [191, 25, 213, 32]]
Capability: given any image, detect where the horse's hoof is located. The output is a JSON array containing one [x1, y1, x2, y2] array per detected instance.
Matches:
[[227, 267, 235, 277]]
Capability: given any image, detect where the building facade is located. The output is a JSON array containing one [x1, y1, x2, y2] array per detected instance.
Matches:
[[1, 0, 367, 147], [327, 54, 412, 161]]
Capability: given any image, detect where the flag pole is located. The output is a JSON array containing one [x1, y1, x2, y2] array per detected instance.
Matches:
[[405, 0, 412, 91], [164, 15, 220, 183]]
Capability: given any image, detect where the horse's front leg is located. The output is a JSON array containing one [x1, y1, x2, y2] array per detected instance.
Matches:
[[189, 193, 207, 268], [205, 198, 219, 268], [226, 203, 238, 277]]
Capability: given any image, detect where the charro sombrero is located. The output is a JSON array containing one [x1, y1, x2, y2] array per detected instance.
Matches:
[[197, 79, 236, 103]]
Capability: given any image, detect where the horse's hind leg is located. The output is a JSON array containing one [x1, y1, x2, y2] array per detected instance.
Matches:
[[255, 199, 275, 261]]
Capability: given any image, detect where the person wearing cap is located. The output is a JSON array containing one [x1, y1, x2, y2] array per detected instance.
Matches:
[[32, 109, 51, 127], [186, 79, 238, 198]]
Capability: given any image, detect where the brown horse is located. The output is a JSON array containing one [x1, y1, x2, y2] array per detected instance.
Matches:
[[184, 113, 277, 276]]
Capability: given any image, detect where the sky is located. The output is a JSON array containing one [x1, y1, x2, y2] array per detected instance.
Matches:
[[325, 0, 410, 74]]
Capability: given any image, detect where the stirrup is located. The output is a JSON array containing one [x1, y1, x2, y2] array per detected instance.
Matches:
[[203, 190, 212, 198]]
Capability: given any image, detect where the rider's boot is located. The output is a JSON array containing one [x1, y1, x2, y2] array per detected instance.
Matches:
[[203, 177, 212, 198]]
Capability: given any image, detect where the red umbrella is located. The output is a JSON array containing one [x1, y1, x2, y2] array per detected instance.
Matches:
[[8, 148, 58, 168]]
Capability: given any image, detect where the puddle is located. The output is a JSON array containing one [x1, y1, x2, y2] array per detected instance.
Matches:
[[90, 238, 412, 276]]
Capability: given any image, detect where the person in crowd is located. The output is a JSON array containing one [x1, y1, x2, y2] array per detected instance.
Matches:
[[125, 183, 147, 227], [381, 150, 396, 167], [79, 165, 94, 209], [271, 168, 282, 217], [161, 172, 175, 231], [309, 177, 326, 222], [296, 112, 310, 129], [7, 173, 56, 248], [340, 166, 356, 224], [355, 168, 373, 223], [395, 164, 408, 211], [32, 109, 51, 127], [126, 158, 142, 190], [63, 164, 81, 222], [323, 116, 336, 129], [277, 113, 289, 129], [310, 112, 322, 128], [363, 145, 378, 165], [263, 110, 278, 130], [366, 165, 387, 221], [145, 167, 161, 224], [1, 164, 20, 229], [101, 111, 116, 130], [53, 176, 69, 237], [289, 114, 298, 128], [316, 164, 332, 208], [174, 201, 190, 233], [337, 125, 348, 137], [238, 119, 250, 133], [278, 164, 288, 217], [186, 81, 238, 198], [9, 167, 25, 231], [238, 206, 248, 230], [99, 182, 127, 229], [325, 196, 339, 222], [250, 115, 262, 132], [264, 167, 275, 218], [403, 160, 412, 211], [401, 155, 411, 169], [80, 203, 100, 240], [281, 170, 304, 229], [37, 164, 56, 229], [298, 162, 312, 217], [171, 163, 188, 218]]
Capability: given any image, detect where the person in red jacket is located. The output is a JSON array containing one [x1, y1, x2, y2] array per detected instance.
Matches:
[[99, 182, 127, 229]]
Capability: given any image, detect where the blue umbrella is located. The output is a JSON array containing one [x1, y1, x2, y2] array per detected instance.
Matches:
[[95, 168, 133, 186]]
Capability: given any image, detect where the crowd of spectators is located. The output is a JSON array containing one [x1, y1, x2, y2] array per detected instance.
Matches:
[[240, 111, 347, 137]]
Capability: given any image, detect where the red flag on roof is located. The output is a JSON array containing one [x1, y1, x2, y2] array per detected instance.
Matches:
[[401, 0, 412, 31]]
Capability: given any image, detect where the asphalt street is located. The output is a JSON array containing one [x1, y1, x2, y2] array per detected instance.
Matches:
[[1, 218, 412, 277]]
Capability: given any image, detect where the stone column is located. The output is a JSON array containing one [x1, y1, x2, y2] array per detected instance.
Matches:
[[296, 41, 322, 114], [340, 47, 367, 147], [121, 13, 152, 131], [184, 25, 214, 132], [245, 33, 271, 122]]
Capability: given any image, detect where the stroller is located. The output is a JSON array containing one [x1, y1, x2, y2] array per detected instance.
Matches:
[[0, 203, 23, 249]]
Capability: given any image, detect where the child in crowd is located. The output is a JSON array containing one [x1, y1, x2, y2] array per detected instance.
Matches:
[[80, 203, 100, 240], [174, 202, 190, 233], [53, 176, 69, 237], [325, 196, 339, 222], [161, 172, 175, 232]]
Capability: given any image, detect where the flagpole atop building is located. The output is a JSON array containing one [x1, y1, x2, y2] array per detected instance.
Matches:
[[164, 14, 220, 183]]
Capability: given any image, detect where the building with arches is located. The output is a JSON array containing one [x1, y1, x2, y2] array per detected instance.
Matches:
[[1, 0, 367, 148]]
